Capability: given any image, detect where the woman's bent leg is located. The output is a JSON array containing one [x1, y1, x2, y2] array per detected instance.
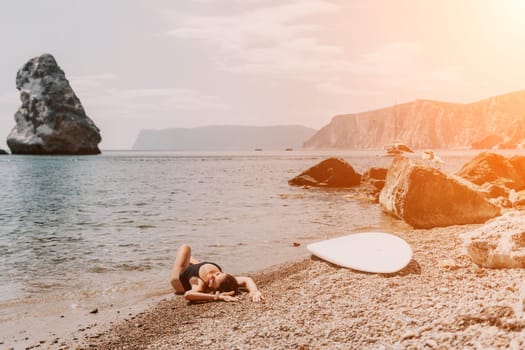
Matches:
[[171, 244, 192, 294]]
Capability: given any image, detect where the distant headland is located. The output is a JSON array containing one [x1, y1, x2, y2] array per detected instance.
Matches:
[[305, 90, 525, 150], [132, 125, 316, 151]]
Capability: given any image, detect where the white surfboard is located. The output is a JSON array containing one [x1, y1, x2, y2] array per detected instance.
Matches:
[[307, 232, 413, 273]]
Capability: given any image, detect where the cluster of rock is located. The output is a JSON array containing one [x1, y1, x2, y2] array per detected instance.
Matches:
[[6, 54, 101, 155], [456, 152, 525, 207], [288, 158, 361, 187], [289, 152, 525, 268], [379, 156, 500, 229]]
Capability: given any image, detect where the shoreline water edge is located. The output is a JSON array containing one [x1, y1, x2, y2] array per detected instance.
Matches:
[[3, 149, 525, 349]]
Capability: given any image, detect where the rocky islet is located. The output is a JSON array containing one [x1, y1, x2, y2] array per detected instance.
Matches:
[[6, 54, 101, 155]]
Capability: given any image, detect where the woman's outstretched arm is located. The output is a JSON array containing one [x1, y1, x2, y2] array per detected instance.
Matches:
[[236, 276, 264, 302], [184, 290, 237, 302], [184, 278, 237, 302]]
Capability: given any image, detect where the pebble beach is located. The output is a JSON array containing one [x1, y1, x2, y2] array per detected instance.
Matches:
[[5, 150, 525, 350], [59, 220, 525, 349]]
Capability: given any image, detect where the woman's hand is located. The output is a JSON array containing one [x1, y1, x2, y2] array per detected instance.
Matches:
[[249, 290, 264, 303], [218, 291, 238, 302], [236, 277, 264, 303]]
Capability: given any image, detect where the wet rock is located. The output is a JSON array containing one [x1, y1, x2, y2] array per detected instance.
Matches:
[[462, 212, 525, 268], [380, 156, 500, 229], [489, 196, 513, 208], [457, 152, 525, 191], [482, 183, 510, 199], [361, 167, 387, 191], [7, 54, 101, 155], [358, 167, 388, 203], [509, 155, 525, 175], [288, 157, 361, 187], [480, 183, 513, 208], [511, 189, 525, 209]]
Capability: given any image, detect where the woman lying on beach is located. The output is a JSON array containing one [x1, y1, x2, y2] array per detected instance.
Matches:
[[170, 244, 264, 303]]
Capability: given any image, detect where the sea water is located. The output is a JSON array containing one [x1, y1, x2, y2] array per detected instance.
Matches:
[[0, 149, 520, 342]]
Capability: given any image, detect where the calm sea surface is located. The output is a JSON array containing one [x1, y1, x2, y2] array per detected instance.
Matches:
[[0, 149, 522, 336]]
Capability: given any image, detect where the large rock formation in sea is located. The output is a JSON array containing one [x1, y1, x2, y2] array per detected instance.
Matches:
[[6, 54, 101, 155], [379, 156, 501, 229], [304, 90, 525, 149], [288, 158, 361, 187], [132, 125, 316, 151]]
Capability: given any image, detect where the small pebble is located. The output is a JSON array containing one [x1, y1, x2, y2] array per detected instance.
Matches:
[[401, 330, 417, 340], [425, 339, 438, 348]]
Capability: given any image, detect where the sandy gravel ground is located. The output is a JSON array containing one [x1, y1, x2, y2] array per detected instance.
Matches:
[[54, 223, 525, 349]]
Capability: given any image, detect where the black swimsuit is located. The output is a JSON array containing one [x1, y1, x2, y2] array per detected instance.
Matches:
[[179, 262, 222, 291]]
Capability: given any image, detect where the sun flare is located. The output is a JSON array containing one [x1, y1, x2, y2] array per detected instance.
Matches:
[[502, 0, 525, 22]]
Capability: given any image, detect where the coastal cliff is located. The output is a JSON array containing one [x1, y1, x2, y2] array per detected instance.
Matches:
[[304, 90, 525, 150]]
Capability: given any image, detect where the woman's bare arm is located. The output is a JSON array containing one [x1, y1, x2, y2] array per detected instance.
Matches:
[[184, 290, 237, 302], [184, 277, 237, 302], [236, 276, 264, 302]]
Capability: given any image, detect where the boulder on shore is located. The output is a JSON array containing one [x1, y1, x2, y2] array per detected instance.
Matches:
[[0, 149, 8, 155], [6, 54, 101, 155], [462, 212, 525, 268], [288, 157, 361, 187], [508, 189, 525, 209], [379, 156, 501, 229], [361, 167, 387, 191], [457, 152, 525, 191]]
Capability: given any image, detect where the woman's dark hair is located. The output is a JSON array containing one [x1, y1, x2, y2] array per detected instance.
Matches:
[[217, 274, 239, 294]]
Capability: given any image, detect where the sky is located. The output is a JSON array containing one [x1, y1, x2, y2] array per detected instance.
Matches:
[[1, 0, 525, 150]]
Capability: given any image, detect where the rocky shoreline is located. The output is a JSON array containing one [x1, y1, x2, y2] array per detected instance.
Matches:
[[8, 150, 525, 349], [58, 221, 525, 349]]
